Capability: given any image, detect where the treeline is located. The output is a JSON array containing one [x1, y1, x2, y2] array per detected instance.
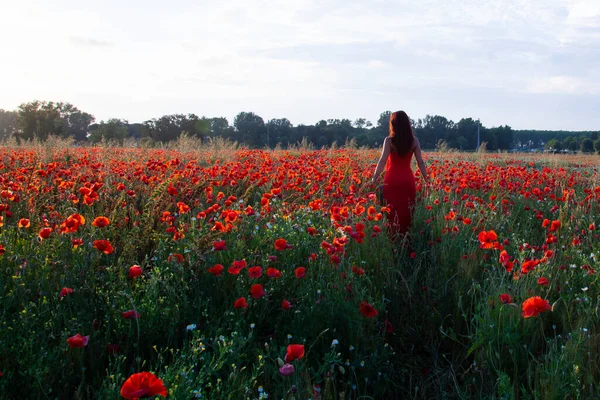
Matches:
[[516, 130, 600, 153], [1, 100, 599, 152]]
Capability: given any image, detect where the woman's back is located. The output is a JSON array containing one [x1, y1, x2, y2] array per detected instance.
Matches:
[[384, 149, 415, 186]]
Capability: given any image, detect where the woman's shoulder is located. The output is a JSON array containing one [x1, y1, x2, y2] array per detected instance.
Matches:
[[412, 136, 420, 150]]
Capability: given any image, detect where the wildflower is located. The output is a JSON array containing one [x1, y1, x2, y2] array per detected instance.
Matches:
[[122, 310, 141, 319], [294, 267, 306, 279], [208, 264, 224, 276], [92, 216, 110, 228], [267, 268, 281, 278], [93, 239, 114, 255], [279, 363, 295, 376], [128, 265, 142, 279], [248, 266, 263, 279], [274, 238, 291, 251], [359, 301, 378, 318], [234, 297, 248, 309], [499, 293, 512, 304], [58, 287, 73, 299], [39, 227, 53, 240], [120, 372, 167, 399], [478, 230, 498, 249], [250, 284, 266, 299], [67, 333, 89, 348], [213, 240, 227, 251], [522, 296, 551, 318], [284, 344, 305, 362]]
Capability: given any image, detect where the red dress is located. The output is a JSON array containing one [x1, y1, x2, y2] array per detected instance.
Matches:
[[383, 149, 416, 238]]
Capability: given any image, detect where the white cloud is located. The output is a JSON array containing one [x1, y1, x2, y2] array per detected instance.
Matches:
[[526, 76, 600, 94]]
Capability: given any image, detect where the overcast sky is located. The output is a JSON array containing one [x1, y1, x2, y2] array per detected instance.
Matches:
[[1, 0, 599, 130]]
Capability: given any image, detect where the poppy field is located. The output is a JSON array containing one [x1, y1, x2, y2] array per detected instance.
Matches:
[[0, 142, 599, 399]]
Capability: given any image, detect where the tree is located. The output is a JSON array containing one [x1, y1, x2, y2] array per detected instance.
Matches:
[[209, 117, 234, 138], [55, 102, 95, 141], [0, 109, 17, 140], [266, 118, 293, 147], [233, 112, 266, 147], [418, 115, 455, 149], [545, 138, 562, 151], [143, 114, 204, 142], [593, 138, 600, 154], [376, 111, 392, 131], [89, 119, 128, 144], [16, 101, 94, 141], [580, 138, 594, 153]]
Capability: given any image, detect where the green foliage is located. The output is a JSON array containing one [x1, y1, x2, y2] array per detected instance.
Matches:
[[16, 100, 95, 141], [580, 138, 594, 153], [0, 109, 18, 139], [89, 119, 129, 144], [5, 100, 599, 152], [594, 138, 600, 154]]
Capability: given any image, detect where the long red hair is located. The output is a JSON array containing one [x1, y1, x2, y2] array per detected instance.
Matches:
[[389, 111, 414, 155]]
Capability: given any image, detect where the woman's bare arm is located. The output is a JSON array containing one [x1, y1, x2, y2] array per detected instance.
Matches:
[[413, 137, 429, 183], [371, 137, 390, 183]]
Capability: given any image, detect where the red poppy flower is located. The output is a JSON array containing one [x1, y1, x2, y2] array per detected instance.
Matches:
[[58, 287, 73, 299], [39, 227, 53, 240], [499, 250, 510, 266], [359, 301, 378, 318], [307, 227, 318, 236], [294, 267, 306, 279], [168, 253, 184, 263], [274, 238, 291, 251], [463, 218, 472, 225], [213, 240, 227, 251], [120, 372, 167, 399], [250, 284, 265, 299], [234, 297, 248, 309], [92, 216, 110, 228], [66, 333, 89, 348], [284, 344, 305, 362], [0, 244, 5, 255], [248, 266, 263, 279], [521, 259, 540, 274], [478, 230, 498, 249], [167, 184, 178, 196], [537, 277, 549, 286], [17, 218, 30, 228], [267, 268, 281, 278], [549, 220, 561, 232], [282, 299, 291, 310], [129, 265, 143, 279], [93, 239, 114, 254], [521, 296, 551, 318], [122, 310, 141, 319], [351, 266, 365, 276], [208, 264, 224, 276], [499, 293, 512, 304]]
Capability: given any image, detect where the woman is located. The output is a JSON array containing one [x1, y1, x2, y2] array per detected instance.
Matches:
[[371, 111, 428, 239]]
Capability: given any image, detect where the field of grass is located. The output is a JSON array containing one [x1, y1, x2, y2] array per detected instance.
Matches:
[[0, 139, 598, 399]]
